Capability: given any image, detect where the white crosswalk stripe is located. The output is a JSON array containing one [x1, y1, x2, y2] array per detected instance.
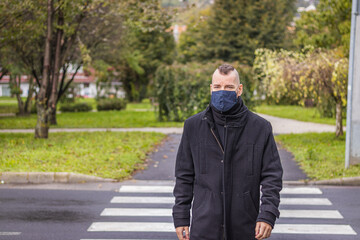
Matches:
[[88, 222, 174, 232], [101, 208, 172, 216], [111, 196, 174, 204], [280, 197, 332, 205], [0, 232, 21, 236], [84, 185, 357, 239], [273, 224, 357, 235], [119, 185, 174, 193], [279, 210, 343, 219], [280, 187, 323, 194]]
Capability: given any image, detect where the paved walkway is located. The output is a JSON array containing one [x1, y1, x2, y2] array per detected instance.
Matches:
[[0, 113, 337, 135], [129, 133, 308, 183], [257, 113, 337, 134]]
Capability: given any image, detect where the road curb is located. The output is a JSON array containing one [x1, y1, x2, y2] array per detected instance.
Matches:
[[307, 176, 360, 186], [284, 176, 360, 186], [0, 172, 116, 184], [1, 172, 359, 186]]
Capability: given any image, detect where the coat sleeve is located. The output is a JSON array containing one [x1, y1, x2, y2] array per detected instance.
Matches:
[[256, 121, 283, 228], [172, 119, 195, 228]]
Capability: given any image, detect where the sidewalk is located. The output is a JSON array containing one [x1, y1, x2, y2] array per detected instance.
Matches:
[[257, 113, 338, 134]]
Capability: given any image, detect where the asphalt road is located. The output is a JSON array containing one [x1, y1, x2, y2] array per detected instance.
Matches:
[[0, 184, 359, 240]]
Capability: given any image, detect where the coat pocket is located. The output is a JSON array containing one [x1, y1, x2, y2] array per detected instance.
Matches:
[[192, 186, 207, 211], [243, 191, 258, 221]]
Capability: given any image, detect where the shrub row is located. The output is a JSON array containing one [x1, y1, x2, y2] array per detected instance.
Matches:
[[96, 98, 127, 111], [60, 102, 92, 112]]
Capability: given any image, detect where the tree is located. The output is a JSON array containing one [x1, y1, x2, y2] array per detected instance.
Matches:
[[294, 0, 352, 57], [180, 0, 296, 65], [116, 0, 176, 102], [6, 60, 35, 116], [253, 47, 348, 137], [177, 7, 211, 63], [0, 0, 122, 138]]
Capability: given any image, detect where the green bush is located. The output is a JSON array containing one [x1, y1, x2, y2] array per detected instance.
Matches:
[[154, 61, 255, 122], [96, 98, 127, 111], [60, 102, 92, 112]]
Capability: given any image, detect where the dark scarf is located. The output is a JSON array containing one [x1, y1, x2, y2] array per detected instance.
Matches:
[[210, 96, 246, 146], [210, 96, 245, 126]]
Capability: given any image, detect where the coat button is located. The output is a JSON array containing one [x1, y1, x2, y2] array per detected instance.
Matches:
[[221, 191, 224, 195], [220, 159, 224, 163]]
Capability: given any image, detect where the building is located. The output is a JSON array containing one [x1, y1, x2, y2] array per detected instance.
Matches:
[[0, 67, 125, 98]]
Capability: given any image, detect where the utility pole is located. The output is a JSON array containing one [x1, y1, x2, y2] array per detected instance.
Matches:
[[345, 0, 360, 168]]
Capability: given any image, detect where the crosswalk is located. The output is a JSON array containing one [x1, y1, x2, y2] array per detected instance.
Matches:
[[273, 186, 357, 237], [82, 184, 357, 240]]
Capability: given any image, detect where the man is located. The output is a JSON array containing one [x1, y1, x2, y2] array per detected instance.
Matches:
[[172, 64, 283, 240]]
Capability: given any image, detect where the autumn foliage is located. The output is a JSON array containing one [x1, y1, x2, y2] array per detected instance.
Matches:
[[253, 47, 348, 137]]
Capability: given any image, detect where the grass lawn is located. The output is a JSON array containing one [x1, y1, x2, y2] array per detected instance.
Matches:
[[255, 104, 346, 126], [0, 96, 154, 113], [0, 97, 19, 113], [0, 131, 166, 180], [0, 111, 183, 129], [275, 132, 360, 180], [76, 98, 154, 111], [0, 97, 183, 129]]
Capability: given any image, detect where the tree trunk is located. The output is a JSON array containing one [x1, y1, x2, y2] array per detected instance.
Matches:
[[335, 100, 343, 137], [49, 9, 64, 125], [13, 75, 26, 116], [35, 100, 49, 138], [24, 75, 34, 114], [35, 0, 53, 139]]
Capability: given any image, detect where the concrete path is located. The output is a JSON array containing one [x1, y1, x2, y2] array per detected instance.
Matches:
[[258, 113, 337, 134], [0, 113, 337, 135], [129, 133, 309, 183], [132, 134, 180, 181]]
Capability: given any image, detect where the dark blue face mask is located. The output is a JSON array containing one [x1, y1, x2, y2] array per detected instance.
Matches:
[[211, 90, 238, 112]]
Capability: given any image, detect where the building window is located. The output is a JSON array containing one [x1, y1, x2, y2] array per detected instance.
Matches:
[[84, 83, 89, 88]]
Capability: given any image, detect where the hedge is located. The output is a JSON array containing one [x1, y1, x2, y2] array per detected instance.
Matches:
[[154, 61, 255, 122], [96, 98, 127, 111], [60, 102, 92, 112]]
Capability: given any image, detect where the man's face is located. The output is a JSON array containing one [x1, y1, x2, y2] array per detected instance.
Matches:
[[210, 70, 243, 98]]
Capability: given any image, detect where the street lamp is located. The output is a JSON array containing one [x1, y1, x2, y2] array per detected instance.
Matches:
[[345, 0, 360, 168]]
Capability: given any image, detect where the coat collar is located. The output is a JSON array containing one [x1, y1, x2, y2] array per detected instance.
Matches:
[[201, 97, 249, 128]]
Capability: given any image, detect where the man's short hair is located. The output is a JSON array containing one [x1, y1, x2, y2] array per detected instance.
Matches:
[[216, 63, 240, 85], [218, 64, 235, 75]]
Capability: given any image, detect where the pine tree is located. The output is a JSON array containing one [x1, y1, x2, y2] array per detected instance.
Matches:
[[194, 0, 296, 65]]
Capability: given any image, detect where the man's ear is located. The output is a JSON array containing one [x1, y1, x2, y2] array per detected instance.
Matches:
[[210, 84, 212, 95], [237, 84, 243, 97]]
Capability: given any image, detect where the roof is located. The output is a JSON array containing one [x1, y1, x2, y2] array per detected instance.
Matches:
[[0, 71, 96, 84]]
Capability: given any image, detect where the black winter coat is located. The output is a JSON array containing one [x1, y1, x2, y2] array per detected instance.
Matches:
[[172, 98, 283, 240]]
